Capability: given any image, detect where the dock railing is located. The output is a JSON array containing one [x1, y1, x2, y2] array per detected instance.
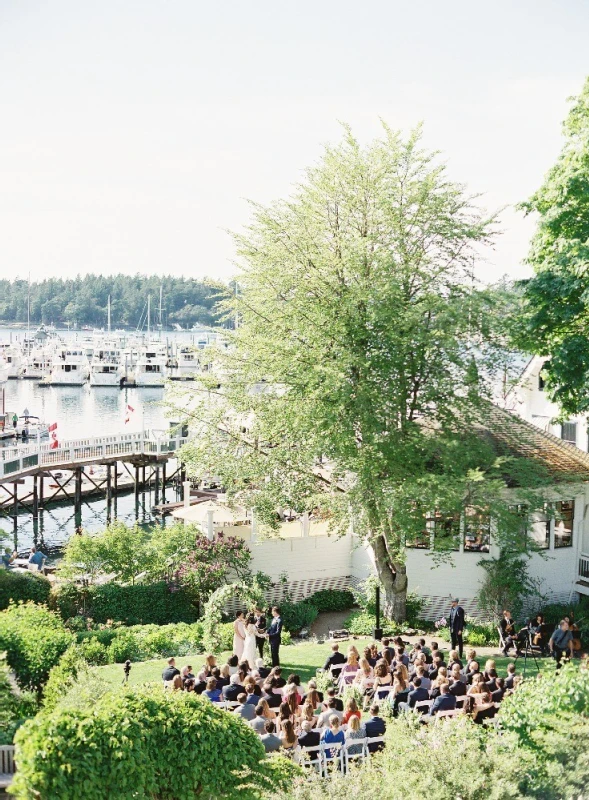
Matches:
[[0, 430, 188, 480]]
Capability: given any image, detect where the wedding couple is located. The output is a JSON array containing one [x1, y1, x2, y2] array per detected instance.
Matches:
[[232, 606, 283, 667]]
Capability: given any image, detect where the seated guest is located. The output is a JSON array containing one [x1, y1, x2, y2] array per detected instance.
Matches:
[[364, 704, 386, 752], [429, 641, 440, 661], [181, 665, 195, 682], [491, 677, 505, 703], [317, 698, 343, 728], [256, 698, 276, 721], [428, 655, 444, 681], [301, 680, 323, 708], [212, 666, 229, 691], [298, 703, 318, 731], [270, 667, 286, 688], [429, 673, 449, 700], [394, 646, 409, 668], [342, 697, 361, 724], [280, 720, 298, 753], [472, 691, 496, 724], [372, 660, 393, 700], [449, 676, 467, 698], [227, 654, 239, 675], [428, 683, 456, 717], [449, 663, 465, 685], [409, 643, 423, 663], [483, 660, 498, 691], [184, 678, 196, 692], [353, 658, 375, 693], [464, 648, 477, 671], [467, 674, 486, 696], [363, 646, 377, 668], [234, 693, 256, 721], [286, 674, 303, 698], [1, 548, 17, 569], [171, 674, 184, 691], [500, 609, 521, 656], [197, 654, 216, 683], [348, 644, 361, 661], [323, 643, 347, 673], [298, 719, 320, 749], [504, 663, 517, 690], [419, 638, 431, 657], [345, 715, 366, 755], [277, 702, 294, 732], [245, 684, 259, 705], [261, 720, 282, 752], [398, 676, 429, 713], [380, 638, 394, 662], [465, 661, 481, 685], [223, 673, 245, 702], [162, 657, 180, 682], [390, 669, 409, 712], [338, 651, 360, 687], [256, 658, 271, 680], [202, 677, 222, 702], [282, 684, 300, 717], [320, 715, 345, 758], [448, 650, 463, 671], [262, 679, 283, 708], [370, 643, 380, 664], [530, 614, 547, 653], [412, 665, 431, 691], [324, 688, 344, 712], [250, 704, 267, 733]]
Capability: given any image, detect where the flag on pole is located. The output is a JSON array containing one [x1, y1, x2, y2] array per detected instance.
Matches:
[[48, 422, 57, 433], [49, 432, 59, 449], [124, 404, 135, 425]]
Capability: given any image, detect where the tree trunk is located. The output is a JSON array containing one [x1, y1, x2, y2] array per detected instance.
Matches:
[[371, 534, 408, 622]]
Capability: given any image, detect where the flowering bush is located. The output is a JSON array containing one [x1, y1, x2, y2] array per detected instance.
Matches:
[[176, 535, 252, 604], [435, 617, 447, 629]]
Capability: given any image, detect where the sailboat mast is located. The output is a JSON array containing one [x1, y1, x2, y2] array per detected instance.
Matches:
[[158, 284, 163, 340], [147, 294, 151, 338], [107, 295, 111, 333]]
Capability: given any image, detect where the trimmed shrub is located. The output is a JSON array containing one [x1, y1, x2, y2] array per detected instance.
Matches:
[[0, 654, 36, 744], [42, 646, 90, 712], [0, 570, 51, 610], [306, 589, 354, 612], [79, 638, 108, 666], [0, 603, 74, 694], [51, 581, 197, 625], [106, 631, 143, 663], [11, 686, 297, 799], [344, 610, 397, 637], [280, 600, 318, 634], [75, 621, 204, 663]]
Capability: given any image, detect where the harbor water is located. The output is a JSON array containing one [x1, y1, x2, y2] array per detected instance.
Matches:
[[0, 329, 199, 554]]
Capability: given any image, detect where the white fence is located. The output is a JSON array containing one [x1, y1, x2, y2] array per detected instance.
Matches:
[[0, 430, 188, 480]]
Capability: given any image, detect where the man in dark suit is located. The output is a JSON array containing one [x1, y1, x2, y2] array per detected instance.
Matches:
[[267, 606, 283, 667], [364, 704, 386, 752], [222, 674, 244, 701], [162, 657, 180, 682], [449, 678, 467, 697], [449, 598, 465, 659], [500, 610, 521, 656], [428, 684, 457, 717], [298, 720, 321, 749], [398, 677, 429, 713], [322, 643, 346, 673], [254, 607, 267, 660]]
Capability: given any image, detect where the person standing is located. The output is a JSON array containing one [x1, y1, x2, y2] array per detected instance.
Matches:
[[549, 620, 574, 670], [267, 606, 283, 667], [232, 611, 246, 660], [254, 606, 267, 660], [449, 598, 465, 659]]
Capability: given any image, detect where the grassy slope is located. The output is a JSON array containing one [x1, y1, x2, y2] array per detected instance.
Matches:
[[94, 639, 555, 688]]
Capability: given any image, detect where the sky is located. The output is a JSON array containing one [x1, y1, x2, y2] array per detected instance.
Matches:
[[0, 0, 588, 286]]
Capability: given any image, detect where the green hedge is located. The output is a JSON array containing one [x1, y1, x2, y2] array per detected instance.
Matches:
[[74, 621, 205, 664], [0, 654, 37, 744], [280, 600, 319, 634], [0, 603, 74, 694], [51, 581, 197, 625], [11, 686, 299, 799], [0, 570, 51, 610], [306, 589, 354, 612]]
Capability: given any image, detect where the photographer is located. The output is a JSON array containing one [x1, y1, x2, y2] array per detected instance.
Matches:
[[548, 620, 574, 669], [122, 660, 132, 684]]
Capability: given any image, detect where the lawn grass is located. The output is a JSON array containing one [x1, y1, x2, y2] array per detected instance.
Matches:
[[94, 638, 556, 688]]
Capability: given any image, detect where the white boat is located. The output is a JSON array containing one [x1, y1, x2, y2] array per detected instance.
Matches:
[[0, 360, 9, 385], [45, 347, 89, 385], [15, 413, 49, 440], [135, 343, 167, 387], [0, 344, 23, 378], [21, 347, 53, 379], [89, 346, 125, 387], [171, 345, 199, 380]]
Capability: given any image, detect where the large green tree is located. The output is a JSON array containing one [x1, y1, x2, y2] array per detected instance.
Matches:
[[174, 125, 542, 620], [519, 77, 589, 417]]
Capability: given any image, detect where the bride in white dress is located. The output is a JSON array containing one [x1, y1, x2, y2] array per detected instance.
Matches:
[[243, 614, 260, 670]]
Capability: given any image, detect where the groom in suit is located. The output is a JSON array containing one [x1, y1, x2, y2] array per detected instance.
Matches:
[[254, 607, 267, 660], [267, 606, 283, 667], [449, 598, 465, 659]]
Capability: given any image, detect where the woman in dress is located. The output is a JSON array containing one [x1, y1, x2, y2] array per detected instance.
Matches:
[[242, 614, 259, 670], [232, 611, 246, 660]]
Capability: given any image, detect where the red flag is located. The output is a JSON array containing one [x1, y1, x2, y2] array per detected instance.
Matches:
[[124, 404, 135, 425], [48, 422, 57, 432], [50, 436, 59, 450], [127, 404, 135, 413]]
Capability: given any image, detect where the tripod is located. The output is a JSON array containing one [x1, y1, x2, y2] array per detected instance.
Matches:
[[514, 631, 540, 677]]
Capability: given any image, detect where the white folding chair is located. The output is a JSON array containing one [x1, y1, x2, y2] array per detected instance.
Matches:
[[414, 699, 433, 714], [320, 742, 343, 777], [436, 708, 458, 719], [297, 745, 322, 773], [365, 735, 386, 755], [342, 738, 368, 771]]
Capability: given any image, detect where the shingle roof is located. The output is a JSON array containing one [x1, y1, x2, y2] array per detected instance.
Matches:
[[476, 404, 589, 482]]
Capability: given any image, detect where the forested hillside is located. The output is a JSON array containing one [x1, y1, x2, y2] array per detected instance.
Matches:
[[0, 275, 229, 329]]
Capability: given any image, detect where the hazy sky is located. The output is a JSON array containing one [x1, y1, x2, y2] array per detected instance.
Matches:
[[1, 1, 587, 285]]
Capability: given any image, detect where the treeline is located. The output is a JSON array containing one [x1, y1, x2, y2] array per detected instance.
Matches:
[[0, 275, 231, 329]]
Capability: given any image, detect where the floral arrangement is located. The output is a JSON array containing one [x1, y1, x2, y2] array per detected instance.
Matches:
[[435, 616, 447, 629]]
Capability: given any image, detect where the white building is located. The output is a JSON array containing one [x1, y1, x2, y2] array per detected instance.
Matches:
[[176, 404, 589, 619]]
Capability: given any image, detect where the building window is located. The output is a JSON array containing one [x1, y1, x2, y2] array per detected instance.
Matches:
[[528, 505, 550, 550], [431, 511, 460, 552], [561, 421, 577, 446], [464, 508, 491, 552], [554, 500, 574, 548]]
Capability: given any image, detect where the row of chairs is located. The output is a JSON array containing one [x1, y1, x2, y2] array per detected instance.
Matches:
[[297, 737, 385, 776]]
